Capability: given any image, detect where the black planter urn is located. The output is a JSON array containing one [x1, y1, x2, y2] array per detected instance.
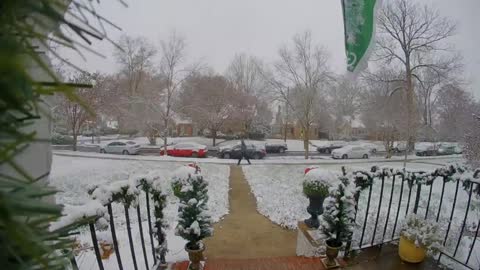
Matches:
[[304, 195, 326, 228]]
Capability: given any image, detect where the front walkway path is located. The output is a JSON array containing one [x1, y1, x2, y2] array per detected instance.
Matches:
[[203, 165, 296, 259]]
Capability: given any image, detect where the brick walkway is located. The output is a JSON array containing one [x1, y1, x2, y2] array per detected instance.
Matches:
[[202, 165, 296, 259], [172, 257, 329, 270]]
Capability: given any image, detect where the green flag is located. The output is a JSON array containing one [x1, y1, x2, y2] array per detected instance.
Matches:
[[342, 0, 381, 74]]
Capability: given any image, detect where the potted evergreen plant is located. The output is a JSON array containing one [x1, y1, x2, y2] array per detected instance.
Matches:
[[320, 176, 356, 269], [172, 165, 213, 270], [303, 167, 339, 228], [399, 214, 441, 263]]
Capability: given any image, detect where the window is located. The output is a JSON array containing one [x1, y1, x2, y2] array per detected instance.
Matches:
[[118, 142, 126, 146], [126, 141, 136, 145], [175, 144, 185, 149]]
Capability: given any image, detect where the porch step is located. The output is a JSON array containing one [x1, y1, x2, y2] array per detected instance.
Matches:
[[172, 244, 445, 270], [172, 256, 331, 270], [345, 244, 445, 270]]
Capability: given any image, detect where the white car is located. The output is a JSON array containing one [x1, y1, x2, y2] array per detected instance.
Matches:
[[356, 142, 385, 154], [332, 145, 370, 159], [100, 140, 141, 155]]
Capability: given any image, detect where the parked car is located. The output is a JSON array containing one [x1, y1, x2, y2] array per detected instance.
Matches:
[[331, 145, 370, 159], [415, 145, 438, 156], [265, 142, 288, 153], [356, 142, 385, 154], [217, 142, 266, 160], [159, 142, 208, 158], [100, 140, 140, 155], [437, 145, 455, 155], [316, 142, 346, 154], [437, 144, 463, 155], [393, 141, 407, 153]]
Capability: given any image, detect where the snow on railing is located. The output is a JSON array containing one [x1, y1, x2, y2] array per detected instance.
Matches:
[[345, 164, 480, 270]]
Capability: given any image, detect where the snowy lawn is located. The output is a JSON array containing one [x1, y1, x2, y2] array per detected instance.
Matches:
[[50, 155, 230, 268], [243, 160, 480, 269]]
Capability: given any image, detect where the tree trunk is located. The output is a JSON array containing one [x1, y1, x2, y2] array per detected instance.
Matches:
[[163, 118, 169, 156], [423, 97, 428, 126], [72, 134, 77, 151], [405, 63, 416, 153], [304, 126, 310, 159], [212, 130, 217, 147], [147, 129, 156, 145]]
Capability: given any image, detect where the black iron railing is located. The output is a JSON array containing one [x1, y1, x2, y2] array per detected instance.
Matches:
[[346, 166, 480, 270], [71, 183, 166, 270]]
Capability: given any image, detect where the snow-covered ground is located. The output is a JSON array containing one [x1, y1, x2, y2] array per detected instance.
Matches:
[[50, 155, 230, 269], [243, 159, 480, 269]]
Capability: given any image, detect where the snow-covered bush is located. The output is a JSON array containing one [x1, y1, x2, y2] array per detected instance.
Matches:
[[401, 214, 442, 254], [303, 168, 339, 197], [171, 164, 200, 198], [321, 177, 356, 247], [172, 165, 213, 250]]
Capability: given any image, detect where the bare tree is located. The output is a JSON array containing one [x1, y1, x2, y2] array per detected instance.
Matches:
[[436, 83, 477, 141], [56, 72, 103, 150], [113, 35, 157, 133], [415, 57, 462, 129], [179, 75, 235, 146], [361, 69, 408, 158], [157, 31, 199, 151], [329, 76, 363, 133], [114, 35, 156, 94], [225, 54, 272, 136], [376, 0, 457, 151], [272, 31, 330, 159]]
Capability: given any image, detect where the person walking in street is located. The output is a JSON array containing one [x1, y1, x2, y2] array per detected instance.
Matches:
[[237, 138, 251, 165]]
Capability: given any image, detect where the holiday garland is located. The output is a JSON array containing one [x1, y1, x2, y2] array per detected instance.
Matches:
[[347, 164, 480, 196]]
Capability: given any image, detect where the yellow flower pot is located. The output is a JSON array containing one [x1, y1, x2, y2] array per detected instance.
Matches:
[[398, 236, 426, 263]]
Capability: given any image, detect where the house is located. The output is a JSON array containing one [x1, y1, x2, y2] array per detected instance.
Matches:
[[334, 116, 368, 140], [176, 119, 194, 137]]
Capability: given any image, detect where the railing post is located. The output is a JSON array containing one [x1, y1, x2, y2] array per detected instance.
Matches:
[[125, 204, 139, 270], [413, 183, 422, 215], [89, 222, 105, 270], [108, 204, 123, 270]]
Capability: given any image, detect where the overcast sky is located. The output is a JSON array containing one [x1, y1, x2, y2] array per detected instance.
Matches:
[[63, 0, 480, 97]]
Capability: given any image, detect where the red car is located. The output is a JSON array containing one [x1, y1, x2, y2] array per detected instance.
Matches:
[[160, 142, 208, 158]]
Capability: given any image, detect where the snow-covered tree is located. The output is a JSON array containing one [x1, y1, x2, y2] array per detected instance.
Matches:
[[172, 166, 213, 250], [321, 176, 356, 246]]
